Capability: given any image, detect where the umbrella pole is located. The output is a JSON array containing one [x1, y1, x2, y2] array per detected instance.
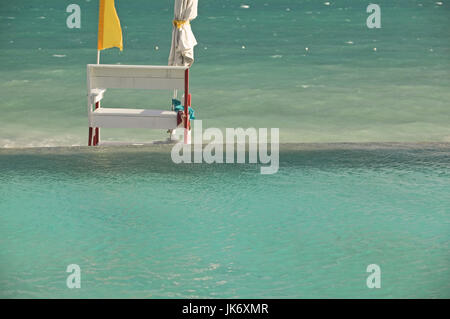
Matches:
[[168, 89, 178, 141], [172, 89, 177, 110], [184, 69, 189, 144]]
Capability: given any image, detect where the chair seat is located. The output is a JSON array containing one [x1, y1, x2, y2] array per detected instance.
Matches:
[[91, 108, 178, 129], [93, 107, 176, 117]]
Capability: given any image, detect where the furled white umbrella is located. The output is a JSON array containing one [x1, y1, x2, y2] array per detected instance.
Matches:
[[168, 0, 198, 67]]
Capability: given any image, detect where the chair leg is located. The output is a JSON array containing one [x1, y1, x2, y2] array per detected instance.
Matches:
[[94, 128, 100, 146], [93, 102, 100, 146], [88, 127, 93, 146]]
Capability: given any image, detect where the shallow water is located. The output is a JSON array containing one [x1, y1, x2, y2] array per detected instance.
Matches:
[[0, 144, 449, 298], [0, 0, 449, 147], [0, 0, 449, 299]]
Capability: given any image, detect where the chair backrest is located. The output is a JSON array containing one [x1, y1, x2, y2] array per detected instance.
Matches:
[[87, 64, 188, 91]]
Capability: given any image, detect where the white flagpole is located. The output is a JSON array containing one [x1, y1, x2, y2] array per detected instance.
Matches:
[[97, 50, 101, 64]]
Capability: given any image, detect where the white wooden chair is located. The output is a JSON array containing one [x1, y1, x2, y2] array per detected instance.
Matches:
[[87, 64, 191, 146]]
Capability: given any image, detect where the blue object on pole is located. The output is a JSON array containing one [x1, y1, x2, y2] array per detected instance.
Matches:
[[172, 99, 196, 120]]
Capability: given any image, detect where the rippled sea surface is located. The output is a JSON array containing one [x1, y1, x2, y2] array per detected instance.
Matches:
[[0, 144, 449, 298], [0, 0, 449, 147]]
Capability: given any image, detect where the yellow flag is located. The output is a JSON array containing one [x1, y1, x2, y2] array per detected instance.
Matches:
[[97, 0, 123, 51]]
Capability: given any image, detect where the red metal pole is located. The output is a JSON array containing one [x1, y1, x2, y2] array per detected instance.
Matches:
[[94, 128, 99, 146], [94, 101, 100, 146], [88, 127, 93, 146], [184, 68, 189, 144]]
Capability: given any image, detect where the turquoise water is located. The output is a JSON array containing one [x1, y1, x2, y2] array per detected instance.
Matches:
[[0, 144, 449, 298], [0, 0, 449, 146], [0, 1, 450, 299]]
